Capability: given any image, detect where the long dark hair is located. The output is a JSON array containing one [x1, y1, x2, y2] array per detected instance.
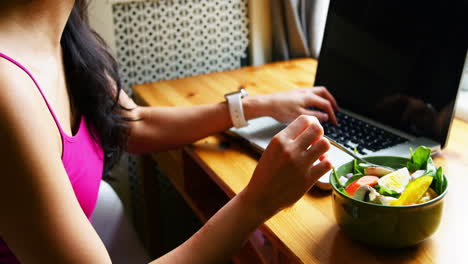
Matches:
[[61, 0, 129, 174]]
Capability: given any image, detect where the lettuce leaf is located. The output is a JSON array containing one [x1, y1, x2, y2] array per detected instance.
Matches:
[[332, 167, 341, 187], [407, 146, 446, 195], [432, 167, 447, 195], [374, 184, 400, 198], [426, 156, 437, 173], [407, 146, 432, 171], [353, 159, 365, 175]]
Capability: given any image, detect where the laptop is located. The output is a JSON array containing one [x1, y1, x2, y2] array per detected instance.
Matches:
[[227, 0, 467, 190]]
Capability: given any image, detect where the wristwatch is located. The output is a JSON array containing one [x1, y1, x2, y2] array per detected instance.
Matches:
[[225, 88, 249, 128]]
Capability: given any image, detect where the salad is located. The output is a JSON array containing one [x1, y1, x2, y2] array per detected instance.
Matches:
[[333, 146, 447, 206]]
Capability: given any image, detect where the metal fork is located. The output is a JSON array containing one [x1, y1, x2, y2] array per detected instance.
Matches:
[[324, 135, 388, 169]]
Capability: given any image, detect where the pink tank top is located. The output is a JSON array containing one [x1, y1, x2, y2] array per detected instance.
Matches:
[[0, 53, 105, 263]]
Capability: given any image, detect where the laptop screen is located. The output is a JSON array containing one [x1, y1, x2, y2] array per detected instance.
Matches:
[[315, 0, 467, 148]]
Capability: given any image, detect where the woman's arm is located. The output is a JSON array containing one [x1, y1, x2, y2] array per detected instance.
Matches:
[[1, 64, 330, 263], [0, 63, 111, 263], [151, 115, 332, 264], [121, 87, 338, 153]]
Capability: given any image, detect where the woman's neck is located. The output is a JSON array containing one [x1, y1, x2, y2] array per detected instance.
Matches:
[[0, 0, 75, 57]]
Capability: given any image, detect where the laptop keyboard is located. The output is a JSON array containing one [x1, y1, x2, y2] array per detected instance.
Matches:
[[322, 112, 407, 155]]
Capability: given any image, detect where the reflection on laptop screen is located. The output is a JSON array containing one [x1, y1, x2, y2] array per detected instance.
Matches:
[[315, 0, 467, 148]]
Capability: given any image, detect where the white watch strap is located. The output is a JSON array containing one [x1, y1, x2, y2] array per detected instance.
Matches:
[[226, 91, 248, 128]]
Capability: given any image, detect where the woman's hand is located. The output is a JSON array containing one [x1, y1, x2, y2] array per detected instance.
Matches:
[[246, 86, 339, 125], [241, 115, 332, 219]]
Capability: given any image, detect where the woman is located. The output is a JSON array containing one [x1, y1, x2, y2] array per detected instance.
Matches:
[[0, 0, 338, 263]]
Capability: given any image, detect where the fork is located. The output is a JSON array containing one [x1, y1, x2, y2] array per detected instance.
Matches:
[[324, 135, 391, 169]]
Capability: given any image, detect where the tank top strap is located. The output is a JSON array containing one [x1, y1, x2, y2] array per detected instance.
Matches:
[[0, 52, 66, 136]]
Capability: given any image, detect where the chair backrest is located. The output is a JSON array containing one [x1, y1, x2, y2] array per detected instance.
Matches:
[[90, 0, 250, 95]]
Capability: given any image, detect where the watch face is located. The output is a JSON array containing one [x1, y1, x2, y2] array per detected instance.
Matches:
[[225, 89, 248, 98], [240, 88, 248, 98]]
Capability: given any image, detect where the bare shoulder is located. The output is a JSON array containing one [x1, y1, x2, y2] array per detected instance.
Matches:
[[0, 57, 60, 141], [0, 57, 44, 116], [0, 55, 34, 86]]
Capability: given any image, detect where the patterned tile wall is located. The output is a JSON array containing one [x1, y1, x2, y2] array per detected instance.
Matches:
[[112, 0, 250, 94]]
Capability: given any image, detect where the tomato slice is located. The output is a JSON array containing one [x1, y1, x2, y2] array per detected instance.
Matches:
[[345, 176, 380, 197]]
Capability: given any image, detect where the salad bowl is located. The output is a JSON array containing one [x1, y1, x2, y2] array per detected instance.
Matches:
[[330, 154, 448, 248]]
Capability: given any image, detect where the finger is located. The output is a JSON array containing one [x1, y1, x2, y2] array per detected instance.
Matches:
[[302, 109, 329, 123], [319, 154, 327, 161], [306, 96, 337, 125], [304, 137, 331, 162], [307, 158, 333, 184], [294, 121, 324, 151], [277, 115, 318, 140], [314, 86, 339, 111]]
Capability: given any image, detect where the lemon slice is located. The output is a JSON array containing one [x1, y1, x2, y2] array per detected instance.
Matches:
[[377, 167, 411, 193], [392, 176, 433, 206]]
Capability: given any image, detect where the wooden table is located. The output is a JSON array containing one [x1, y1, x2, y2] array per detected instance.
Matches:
[[134, 58, 468, 264]]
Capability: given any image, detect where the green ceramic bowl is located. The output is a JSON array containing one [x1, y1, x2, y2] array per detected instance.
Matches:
[[330, 156, 448, 248]]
